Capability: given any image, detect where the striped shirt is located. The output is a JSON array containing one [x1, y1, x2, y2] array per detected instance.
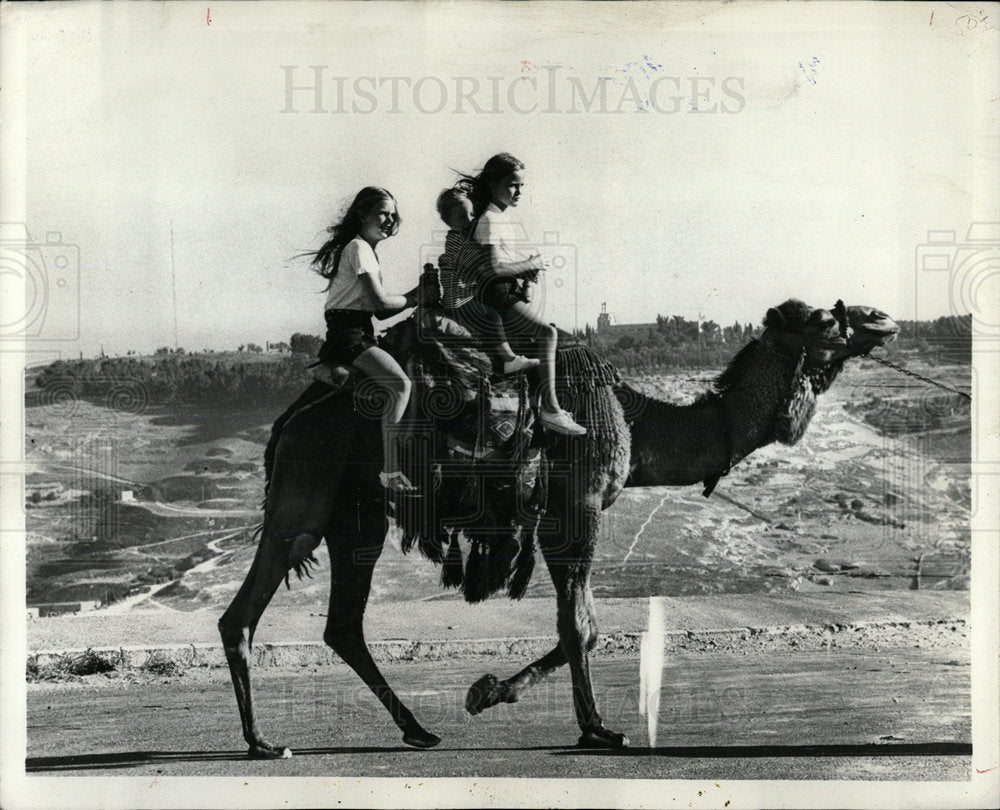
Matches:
[[439, 228, 491, 309]]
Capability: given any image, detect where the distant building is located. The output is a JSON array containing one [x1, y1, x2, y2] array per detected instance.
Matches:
[[120, 490, 135, 502], [596, 302, 658, 338], [30, 600, 101, 617]]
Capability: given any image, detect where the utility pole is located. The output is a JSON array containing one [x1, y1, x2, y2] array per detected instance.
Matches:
[[170, 220, 179, 351]]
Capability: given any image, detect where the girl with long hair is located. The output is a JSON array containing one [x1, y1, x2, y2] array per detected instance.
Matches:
[[455, 153, 586, 435], [312, 186, 423, 493]]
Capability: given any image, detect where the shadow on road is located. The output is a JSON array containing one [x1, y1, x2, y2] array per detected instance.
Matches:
[[27, 741, 971, 773], [26, 746, 416, 773], [557, 742, 972, 759]]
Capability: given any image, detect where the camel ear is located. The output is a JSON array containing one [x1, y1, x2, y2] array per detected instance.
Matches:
[[831, 299, 852, 343], [765, 307, 784, 328], [832, 299, 847, 324]]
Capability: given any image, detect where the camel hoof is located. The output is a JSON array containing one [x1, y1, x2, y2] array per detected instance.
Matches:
[[402, 728, 441, 749], [577, 727, 629, 749], [248, 743, 292, 759], [466, 673, 505, 716]]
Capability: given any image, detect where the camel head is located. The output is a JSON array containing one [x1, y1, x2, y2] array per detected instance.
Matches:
[[761, 299, 848, 365], [840, 303, 900, 356]]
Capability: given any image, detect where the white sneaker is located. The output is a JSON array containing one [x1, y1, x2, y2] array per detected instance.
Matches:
[[538, 408, 587, 436], [502, 355, 540, 375]]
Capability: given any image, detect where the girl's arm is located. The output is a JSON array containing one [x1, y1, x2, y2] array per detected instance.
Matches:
[[483, 245, 544, 279], [474, 213, 543, 279], [357, 271, 414, 315]]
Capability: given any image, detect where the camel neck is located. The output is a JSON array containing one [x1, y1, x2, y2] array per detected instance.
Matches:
[[623, 340, 803, 491], [623, 390, 730, 488]]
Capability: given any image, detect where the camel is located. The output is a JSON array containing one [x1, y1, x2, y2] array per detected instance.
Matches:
[[218, 299, 899, 758]]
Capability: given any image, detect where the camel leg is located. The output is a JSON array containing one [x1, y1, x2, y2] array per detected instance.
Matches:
[[219, 420, 352, 759], [465, 491, 625, 747], [466, 646, 567, 715], [218, 533, 295, 759], [552, 566, 626, 748], [323, 487, 441, 749], [543, 489, 628, 748], [466, 586, 599, 714]]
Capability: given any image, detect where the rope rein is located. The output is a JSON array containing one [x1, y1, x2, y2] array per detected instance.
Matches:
[[867, 354, 972, 401]]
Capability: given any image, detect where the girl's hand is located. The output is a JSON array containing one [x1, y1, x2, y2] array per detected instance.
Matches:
[[416, 275, 441, 306], [525, 253, 546, 272]]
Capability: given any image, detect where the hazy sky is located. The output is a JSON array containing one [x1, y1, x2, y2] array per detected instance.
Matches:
[[6, 1, 998, 357]]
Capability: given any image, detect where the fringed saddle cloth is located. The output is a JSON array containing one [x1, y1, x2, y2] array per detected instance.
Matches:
[[311, 313, 539, 465], [307, 311, 619, 602]]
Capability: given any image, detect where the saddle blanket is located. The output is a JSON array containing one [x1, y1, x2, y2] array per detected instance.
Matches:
[[310, 314, 536, 462]]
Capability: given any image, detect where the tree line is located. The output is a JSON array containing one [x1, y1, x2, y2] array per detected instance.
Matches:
[[31, 353, 316, 408], [580, 317, 762, 370], [29, 314, 972, 410], [580, 312, 972, 370]]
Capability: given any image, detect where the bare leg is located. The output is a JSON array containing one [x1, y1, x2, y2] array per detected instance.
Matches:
[[504, 301, 559, 411], [496, 341, 518, 363], [352, 346, 414, 486], [323, 487, 441, 748], [450, 299, 518, 365]]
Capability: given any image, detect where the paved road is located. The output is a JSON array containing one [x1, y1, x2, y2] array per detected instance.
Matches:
[[28, 648, 970, 780]]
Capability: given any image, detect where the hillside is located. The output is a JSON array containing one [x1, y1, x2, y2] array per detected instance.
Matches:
[[23, 345, 971, 615]]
